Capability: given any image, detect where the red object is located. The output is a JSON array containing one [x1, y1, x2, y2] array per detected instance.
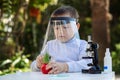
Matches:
[[41, 63, 51, 74], [30, 7, 39, 17]]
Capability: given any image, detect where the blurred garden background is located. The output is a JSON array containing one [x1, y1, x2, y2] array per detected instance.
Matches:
[[0, 0, 120, 75]]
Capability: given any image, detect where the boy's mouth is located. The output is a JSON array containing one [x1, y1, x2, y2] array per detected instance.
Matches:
[[59, 36, 65, 38]]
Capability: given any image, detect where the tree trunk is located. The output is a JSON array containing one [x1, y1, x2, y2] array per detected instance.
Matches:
[[90, 0, 111, 67]]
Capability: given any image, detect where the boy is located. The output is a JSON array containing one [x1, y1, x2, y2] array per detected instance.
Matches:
[[31, 5, 91, 74]]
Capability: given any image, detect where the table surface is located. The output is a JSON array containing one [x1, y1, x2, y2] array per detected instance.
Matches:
[[0, 71, 115, 80]]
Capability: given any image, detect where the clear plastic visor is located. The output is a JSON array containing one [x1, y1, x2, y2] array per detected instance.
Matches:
[[42, 17, 80, 49]]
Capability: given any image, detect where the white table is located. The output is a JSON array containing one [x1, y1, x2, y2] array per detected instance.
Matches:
[[0, 71, 115, 80]]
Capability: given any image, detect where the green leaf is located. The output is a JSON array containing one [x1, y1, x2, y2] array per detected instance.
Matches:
[[11, 57, 21, 67], [0, 59, 12, 67], [43, 52, 50, 63]]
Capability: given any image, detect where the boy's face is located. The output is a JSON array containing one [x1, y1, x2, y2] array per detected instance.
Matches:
[[53, 22, 74, 42], [51, 14, 75, 42]]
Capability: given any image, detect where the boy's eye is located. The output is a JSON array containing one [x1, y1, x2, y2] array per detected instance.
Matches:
[[54, 25, 70, 29], [56, 27, 59, 30], [63, 25, 70, 29], [55, 27, 59, 30], [63, 26, 67, 29]]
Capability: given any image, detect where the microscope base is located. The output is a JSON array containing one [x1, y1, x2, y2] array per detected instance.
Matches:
[[82, 69, 101, 74]]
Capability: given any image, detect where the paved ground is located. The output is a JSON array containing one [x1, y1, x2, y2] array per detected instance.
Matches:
[[116, 75, 120, 80]]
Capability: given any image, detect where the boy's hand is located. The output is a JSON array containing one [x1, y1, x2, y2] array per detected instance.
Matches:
[[36, 55, 44, 68], [46, 62, 68, 74]]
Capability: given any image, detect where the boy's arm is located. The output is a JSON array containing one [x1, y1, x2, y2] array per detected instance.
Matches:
[[66, 59, 91, 72], [30, 44, 48, 71], [30, 54, 44, 71], [66, 40, 91, 72], [30, 60, 40, 71]]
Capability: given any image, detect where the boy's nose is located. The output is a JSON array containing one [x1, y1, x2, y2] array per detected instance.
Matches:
[[59, 27, 64, 36]]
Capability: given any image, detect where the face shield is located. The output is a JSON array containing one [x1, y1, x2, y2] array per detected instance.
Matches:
[[42, 17, 80, 50]]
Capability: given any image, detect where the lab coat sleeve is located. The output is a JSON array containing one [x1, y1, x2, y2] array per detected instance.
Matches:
[[66, 59, 90, 72], [30, 60, 40, 71]]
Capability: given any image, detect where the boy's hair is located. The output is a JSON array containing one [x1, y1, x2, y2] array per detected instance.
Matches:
[[51, 5, 79, 22]]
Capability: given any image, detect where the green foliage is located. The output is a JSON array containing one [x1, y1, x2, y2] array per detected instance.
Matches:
[[33, 0, 51, 5], [29, 0, 56, 11], [0, 51, 31, 75], [1, 0, 12, 17], [110, 17, 120, 50], [79, 17, 92, 39], [112, 43, 120, 74]]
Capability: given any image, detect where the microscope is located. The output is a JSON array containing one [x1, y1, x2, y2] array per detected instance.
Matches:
[[82, 35, 101, 74]]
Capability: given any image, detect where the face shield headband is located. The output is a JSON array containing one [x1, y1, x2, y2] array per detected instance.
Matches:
[[50, 17, 76, 22]]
